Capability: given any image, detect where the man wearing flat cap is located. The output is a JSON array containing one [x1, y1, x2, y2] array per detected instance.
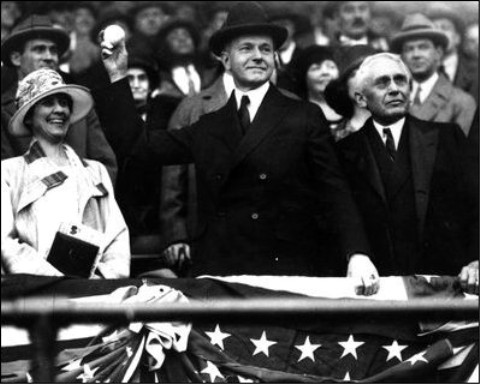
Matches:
[[94, 2, 379, 295], [1, 14, 118, 184], [391, 13, 477, 136]]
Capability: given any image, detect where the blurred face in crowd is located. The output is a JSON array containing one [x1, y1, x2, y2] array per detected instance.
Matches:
[[135, 6, 168, 36], [128, 67, 150, 105], [74, 7, 96, 36], [10, 39, 59, 79], [166, 27, 195, 56], [174, 4, 196, 22], [1, 1, 21, 29], [210, 10, 228, 32], [49, 9, 74, 34], [221, 35, 275, 92], [401, 38, 442, 82], [306, 60, 339, 97], [463, 23, 479, 59], [26, 94, 73, 144], [355, 56, 410, 125], [337, 1, 371, 39], [432, 17, 461, 55]]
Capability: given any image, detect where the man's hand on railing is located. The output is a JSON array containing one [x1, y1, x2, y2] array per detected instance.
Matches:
[[347, 254, 380, 296], [459, 260, 479, 295], [99, 27, 128, 84], [163, 243, 191, 276]]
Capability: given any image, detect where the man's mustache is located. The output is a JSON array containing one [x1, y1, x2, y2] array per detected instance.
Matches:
[[352, 18, 366, 27]]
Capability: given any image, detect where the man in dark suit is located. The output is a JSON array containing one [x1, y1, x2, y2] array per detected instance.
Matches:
[[94, 2, 379, 294], [1, 15, 118, 184], [336, 53, 478, 294]]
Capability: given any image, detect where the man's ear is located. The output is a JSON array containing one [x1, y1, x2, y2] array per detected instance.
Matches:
[[219, 50, 230, 71], [9, 51, 22, 67], [354, 91, 367, 109], [435, 45, 444, 61]]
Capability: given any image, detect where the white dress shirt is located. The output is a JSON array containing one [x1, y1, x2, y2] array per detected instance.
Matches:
[[339, 34, 369, 46], [234, 81, 270, 122], [373, 117, 405, 150], [172, 64, 201, 95], [411, 72, 438, 105]]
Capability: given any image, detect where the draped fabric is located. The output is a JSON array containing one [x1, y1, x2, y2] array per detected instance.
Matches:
[[1, 275, 478, 382]]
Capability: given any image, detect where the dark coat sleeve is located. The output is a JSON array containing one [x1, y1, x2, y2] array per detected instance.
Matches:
[[92, 78, 194, 167], [305, 104, 371, 259], [84, 109, 118, 186]]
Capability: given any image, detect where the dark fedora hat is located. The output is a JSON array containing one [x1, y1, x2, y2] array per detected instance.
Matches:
[[390, 13, 449, 53], [209, 1, 288, 56], [1, 14, 70, 67]]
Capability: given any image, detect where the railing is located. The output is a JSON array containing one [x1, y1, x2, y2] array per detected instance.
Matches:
[[1, 296, 478, 382]]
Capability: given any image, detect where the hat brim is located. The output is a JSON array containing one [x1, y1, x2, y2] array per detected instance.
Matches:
[[209, 24, 288, 56], [390, 30, 449, 53], [8, 85, 93, 137], [1, 28, 70, 66]]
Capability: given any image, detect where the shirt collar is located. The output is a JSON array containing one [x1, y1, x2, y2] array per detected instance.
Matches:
[[412, 72, 439, 104], [339, 34, 368, 46], [234, 81, 270, 121], [372, 117, 406, 150]]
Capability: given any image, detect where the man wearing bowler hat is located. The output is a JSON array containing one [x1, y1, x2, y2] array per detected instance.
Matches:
[[1, 14, 118, 184], [391, 13, 476, 136], [94, 2, 379, 294]]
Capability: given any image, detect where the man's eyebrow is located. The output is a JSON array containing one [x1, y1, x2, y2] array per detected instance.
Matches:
[[374, 75, 390, 84]]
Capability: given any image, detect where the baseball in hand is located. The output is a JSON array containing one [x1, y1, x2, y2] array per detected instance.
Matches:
[[103, 25, 125, 48]]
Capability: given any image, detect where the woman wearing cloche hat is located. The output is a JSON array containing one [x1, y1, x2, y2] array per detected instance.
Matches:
[[2, 68, 130, 279]]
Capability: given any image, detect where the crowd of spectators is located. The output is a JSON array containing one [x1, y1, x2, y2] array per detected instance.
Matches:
[[1, 1, 478, 286]]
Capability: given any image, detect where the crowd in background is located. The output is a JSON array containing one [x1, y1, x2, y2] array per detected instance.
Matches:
[[1, 1, 478, 280]]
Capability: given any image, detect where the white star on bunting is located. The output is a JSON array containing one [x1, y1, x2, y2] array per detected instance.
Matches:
[[201, 361, 224, 382], [338, 334, 364, 360], [343, 371, 351, 381], [407, 351, 428, 365], [295, 336, 322, 362], [382, 340, 408, 362], [250, 331, 277, 357], [238, 375, 254, 382], [205, 324, 231, 350], [62, 359, 82, 371], [77, 364, 99, 383]]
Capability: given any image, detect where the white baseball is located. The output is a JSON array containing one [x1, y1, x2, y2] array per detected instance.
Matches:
[[103, 24, 125, 48]]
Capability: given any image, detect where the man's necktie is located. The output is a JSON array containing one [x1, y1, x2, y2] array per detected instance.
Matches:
[[383, 128, 396, 161], [238, 95, 251, 134], [412, 85, 422, 106]]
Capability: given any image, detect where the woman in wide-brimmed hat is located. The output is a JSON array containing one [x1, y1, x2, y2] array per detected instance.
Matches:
[[1, 68, 130, 279]]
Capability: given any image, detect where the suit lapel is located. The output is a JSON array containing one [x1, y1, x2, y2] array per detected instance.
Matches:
[[360, 122, 388, 202], [202, 77, 228, 114], [231, 86, 290, 169], [409, 116, 439, 240], [410, 75, 450, 122]]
